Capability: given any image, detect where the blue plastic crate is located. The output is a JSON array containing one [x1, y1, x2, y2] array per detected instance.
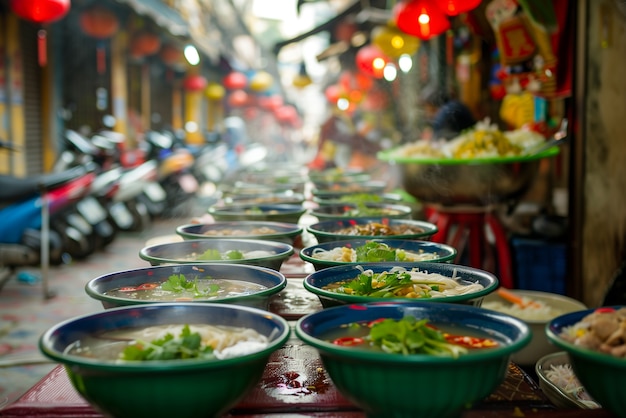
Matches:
[[511, 237, 567, 294]]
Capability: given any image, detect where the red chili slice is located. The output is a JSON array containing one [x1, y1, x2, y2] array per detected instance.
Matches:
[[136, 283, 159, 290], [118, 286, 137, 292], [332, 337, 365, 346], [367, 318, 386, 327], [444, 334, 499, 349], [595, 307, 616, 313]]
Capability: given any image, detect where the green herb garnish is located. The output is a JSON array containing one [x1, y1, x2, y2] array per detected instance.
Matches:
[[161, 274, 220, 298], [368, 317, 468, 358], [121, 324, 214, 361], [354, 241, 407, 262], [196, 249, 245, 261]]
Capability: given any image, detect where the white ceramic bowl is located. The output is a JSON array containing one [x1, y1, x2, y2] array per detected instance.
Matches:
[[481, 289, 587, 366]]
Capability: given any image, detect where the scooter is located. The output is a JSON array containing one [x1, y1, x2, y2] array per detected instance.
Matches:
[[0, 163, 96, 292], [144, 130, 198, 217]]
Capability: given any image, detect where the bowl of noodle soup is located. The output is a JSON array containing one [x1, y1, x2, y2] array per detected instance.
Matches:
[[303, 262, 498, 308], [85, 263, 287, 310], [139, 238, 294, 271], [39, 303, 291, 418], [299, 238, 456, 271]]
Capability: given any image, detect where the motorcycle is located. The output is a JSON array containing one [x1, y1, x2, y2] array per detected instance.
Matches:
[[0, 162, 96, 291], [144, 130, 198, 217]]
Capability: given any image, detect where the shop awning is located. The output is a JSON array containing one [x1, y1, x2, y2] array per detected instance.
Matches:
[[115, 0, 189, 37], [114, 0, 221, 62]]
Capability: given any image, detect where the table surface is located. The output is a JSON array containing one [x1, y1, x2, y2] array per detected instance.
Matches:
[[0, 255, 618, 418]]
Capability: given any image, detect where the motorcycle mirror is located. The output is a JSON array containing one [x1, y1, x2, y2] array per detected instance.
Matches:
[[102, 115, 117, 129]]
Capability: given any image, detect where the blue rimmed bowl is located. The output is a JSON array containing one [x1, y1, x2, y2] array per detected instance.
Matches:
[[176, 221, 302, 245], [299, 238, 456, 271], [39, 303, 291, 418], [295, 301, 531, 417], [303, 262, 497, 308], [139, 238, 294, 271], [546, 306, 626, 417], [85, 263, 287, 310], [307, 217, 437, 243]]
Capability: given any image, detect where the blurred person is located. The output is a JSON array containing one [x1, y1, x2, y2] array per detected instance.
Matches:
[[420, 86, 476, 140]]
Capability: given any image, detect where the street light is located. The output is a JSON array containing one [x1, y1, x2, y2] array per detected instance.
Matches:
[[184, 45, 200, 66]]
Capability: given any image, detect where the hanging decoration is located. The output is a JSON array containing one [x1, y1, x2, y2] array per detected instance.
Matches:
[[249, 71, 274, 92], [228, 89, 249, 107], [130, 31, 161, 59], [394, 0, 451, 40], [183, 74, 208, 92], [10, 0, 70, 23], [222, 71, 247, 90], [355, 45, 389, 79], [160, 44, 185, 68], [79, 5, 119, 38], [371, 24, 420, 58], [10, 0, 71, 67], [205, 82, 225, 101], [79, 5, 119, 75], [436, 0, 482, 16], [259, 94, 283, 111], [333, 19, 358, 43]]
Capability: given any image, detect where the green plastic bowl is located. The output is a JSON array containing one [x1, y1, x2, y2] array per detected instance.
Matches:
[[300, 238, 456, 271], [208, 203, 307, 224], [307, 217, 438, 244], [296, 301, 531, 418], [309, 202, 413, 222], [139, 238, 294, 271], [546, 306, 626, 417], [303, 262, 498, 308], [39, 303, 291, 418]]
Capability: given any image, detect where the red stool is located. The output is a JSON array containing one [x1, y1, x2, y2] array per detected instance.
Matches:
[[425, 205, 514, 288]]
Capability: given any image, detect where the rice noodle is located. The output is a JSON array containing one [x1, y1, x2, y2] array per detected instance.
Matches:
[[544, 363, 600, 408]]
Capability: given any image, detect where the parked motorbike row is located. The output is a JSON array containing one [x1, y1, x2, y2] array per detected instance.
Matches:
[[0, 128, 246, 290]]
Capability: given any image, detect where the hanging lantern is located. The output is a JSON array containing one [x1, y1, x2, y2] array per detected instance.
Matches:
[[130, 31, 161, 58], [371, 24, 420, 58], [79, 5, 119, 39], [205, 82, 226, 100], [274, 105, 298, 124], [160, 44, 184, 67], [228, 89, 249, 107], [259, 94, 283, 111], [249, 71, 274, 92], [394, 0, 451, 40], [222, 72, 247, 90], [339, 70, 374, 92], [355, 45, 389, 79], [10, 0, 70, 67], [183, 74, 208, 92], [324, 85, 343, 104], [333, 19, 358, 43], [436, 0, 481, 16], [10, 0, 70, 23]]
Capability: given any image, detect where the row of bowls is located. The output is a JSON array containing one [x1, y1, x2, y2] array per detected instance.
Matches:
[[38, 165, 624, 418]]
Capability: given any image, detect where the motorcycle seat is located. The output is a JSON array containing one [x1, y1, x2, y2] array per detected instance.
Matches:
[[0, 165, 92, 203]]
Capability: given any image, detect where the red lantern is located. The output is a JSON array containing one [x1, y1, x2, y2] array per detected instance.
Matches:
[[131, 32, 161, 58], [355, 45, 389, 79], [79, 5, 119, 39], [228, 89, 249, 107], [274, 105, 297, 124], [10, 0, 70, 23], [160, 44, 184, 67], [324, 85, 343, 104], [339, 70, 374, 92], [222, 72, 247, 90], [436, 0, 481, 16], [334, 20, 358, 43], [183, 75, 208, 92], [259, 94, 283, 111], [10, 0, 70, 66], [394, 0, 451, 40]]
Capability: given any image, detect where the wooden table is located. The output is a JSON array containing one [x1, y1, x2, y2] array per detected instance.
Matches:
[[0, 255, 617, 417]]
